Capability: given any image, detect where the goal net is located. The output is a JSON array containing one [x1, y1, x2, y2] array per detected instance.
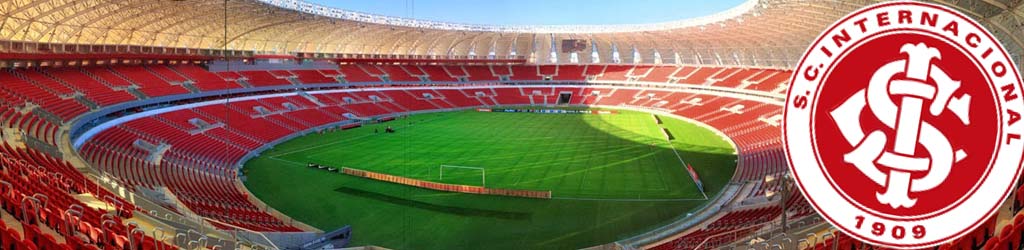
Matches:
[[439, 165, 486, 187]]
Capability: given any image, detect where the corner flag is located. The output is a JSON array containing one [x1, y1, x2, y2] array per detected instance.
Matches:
[[686, 164, 705, 193]]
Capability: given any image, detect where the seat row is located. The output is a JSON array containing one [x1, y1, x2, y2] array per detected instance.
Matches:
[[131, 64, 793, 92]]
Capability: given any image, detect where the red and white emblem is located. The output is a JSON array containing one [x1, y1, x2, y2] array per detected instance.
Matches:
[[784, 1, 1024, 248]]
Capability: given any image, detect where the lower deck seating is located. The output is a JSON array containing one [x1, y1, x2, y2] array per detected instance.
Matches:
[[651, 191, 809, 250], [80, 103, 322, 231], [801, 214, 1000, 250], [0, 143, 176, 250], [649, 207, 782, 250]]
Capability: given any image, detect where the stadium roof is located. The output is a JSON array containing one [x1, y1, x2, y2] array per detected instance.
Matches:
[[0, 0, 1020, 68], [259, 0, 758, 33], [299, 0, 747, 26]]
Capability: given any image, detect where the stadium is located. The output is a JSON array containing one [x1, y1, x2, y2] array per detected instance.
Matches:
[[0, 0, 1021, 249]]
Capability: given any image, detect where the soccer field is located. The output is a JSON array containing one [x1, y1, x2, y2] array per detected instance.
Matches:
[[242, 108, 737, 250]]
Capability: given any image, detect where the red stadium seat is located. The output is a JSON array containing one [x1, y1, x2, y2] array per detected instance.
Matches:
[[1001, 224, 1018, 250]]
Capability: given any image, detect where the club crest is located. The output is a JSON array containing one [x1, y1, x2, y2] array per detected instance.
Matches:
[[784, 1, 1024, 248]]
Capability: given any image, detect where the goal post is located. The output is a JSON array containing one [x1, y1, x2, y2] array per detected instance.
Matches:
[[439, 164, 486, 187]]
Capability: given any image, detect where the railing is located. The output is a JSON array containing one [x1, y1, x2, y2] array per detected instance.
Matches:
[[615, 182, 744, 249], [84, 168, 279, 250], [690, 225, 765, 250]]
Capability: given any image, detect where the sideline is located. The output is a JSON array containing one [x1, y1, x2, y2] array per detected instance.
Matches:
[[657, 116, 710, 200]]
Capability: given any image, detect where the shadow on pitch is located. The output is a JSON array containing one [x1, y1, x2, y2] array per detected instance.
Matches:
[[334, 186, 532, 220]]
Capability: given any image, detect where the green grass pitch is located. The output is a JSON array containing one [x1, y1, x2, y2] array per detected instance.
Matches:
[[242, 108, 737, 250]]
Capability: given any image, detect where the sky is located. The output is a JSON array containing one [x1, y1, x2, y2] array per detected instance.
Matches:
[[303, 0, 747, 26]]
